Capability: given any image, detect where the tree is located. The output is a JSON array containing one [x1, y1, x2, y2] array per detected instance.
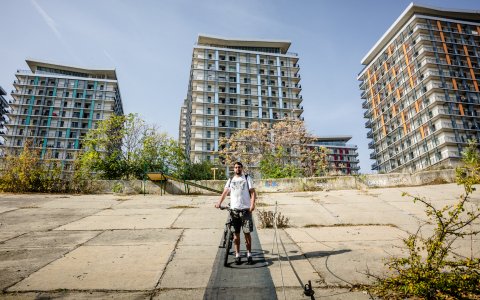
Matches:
[[182, 160, 226, 181], [77, 114, 186, 180], [218, 120, 329, 178]]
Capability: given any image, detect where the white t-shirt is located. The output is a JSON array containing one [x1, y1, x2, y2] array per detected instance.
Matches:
[[225, 174, 254, 210]]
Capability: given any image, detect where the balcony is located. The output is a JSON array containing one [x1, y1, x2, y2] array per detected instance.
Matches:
[[368, 141, 375, 149], [365, 120, 372, 128], [362, 100, 369, 109], [367, 130, 373, 138], [370, 151, 376, 159], [371, 162, 379, 170]]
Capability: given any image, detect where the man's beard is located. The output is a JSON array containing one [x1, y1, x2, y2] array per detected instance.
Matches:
[[235, 170, 242, 175]]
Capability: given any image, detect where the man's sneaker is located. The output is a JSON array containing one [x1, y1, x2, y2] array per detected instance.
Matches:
[[247, 256, 253, 265], [235, 256, 242, 265]]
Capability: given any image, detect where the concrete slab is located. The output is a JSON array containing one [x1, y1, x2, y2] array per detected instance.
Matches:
[[0, 208, 97, 232], [0, 207, 18, 214], [160, 260, 216, 289], [0, 291, 150, 299], [38, 197, 117, 209], [94, 208, 174, 216], [0, 231, 99, 250], [0, 247, 69, 290], [0, 232, 25, 243], [55, 210, 182, 230], [152, 289, 205, 300], [261, 204, 339, 227], [296, 226, 408, 242], [171, 207, 225, 229], [9, 244, 175, 291], [180, 228, 223, 246], [86, 229, 182, 246]]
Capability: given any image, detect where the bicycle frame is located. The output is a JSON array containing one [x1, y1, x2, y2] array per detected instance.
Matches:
[[219, 206, 245, 266]]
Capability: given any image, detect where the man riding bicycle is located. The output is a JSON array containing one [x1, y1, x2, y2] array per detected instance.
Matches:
[[215, 161, 256, 265]]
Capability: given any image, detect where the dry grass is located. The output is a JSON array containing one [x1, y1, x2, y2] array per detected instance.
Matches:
[[168, 205, 198, 209], [303, 223, 398, 228]]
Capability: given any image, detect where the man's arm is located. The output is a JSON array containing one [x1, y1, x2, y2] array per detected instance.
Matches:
[[215, 188, 229, 208], [249, 188, 256, 212]]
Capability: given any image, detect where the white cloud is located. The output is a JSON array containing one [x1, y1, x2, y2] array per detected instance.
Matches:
[[103, 50, 117, 66], [31, 0, 62, 39], [30, 0, 83, 65]]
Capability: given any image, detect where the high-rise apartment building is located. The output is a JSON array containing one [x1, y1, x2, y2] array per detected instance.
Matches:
[[359, 4, 480, 173], [0, 86, 11, 155], [7, 59, 124, 172], [180, 35, 304, 163], [312, 136, 360, 175]]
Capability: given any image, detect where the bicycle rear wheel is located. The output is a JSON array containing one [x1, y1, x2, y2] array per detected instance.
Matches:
[[223, 231, 233, 267]]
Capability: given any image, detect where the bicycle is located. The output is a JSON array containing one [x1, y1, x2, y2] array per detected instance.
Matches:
[[219, 206, 246, 267]]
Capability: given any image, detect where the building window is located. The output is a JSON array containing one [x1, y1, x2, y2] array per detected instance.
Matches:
[[207, 131, 211, 138]]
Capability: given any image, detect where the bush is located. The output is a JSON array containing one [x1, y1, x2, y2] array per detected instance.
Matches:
[[257, 209, 290, 229], [0, 141, 65, 193], [112, 182, 124, 193]]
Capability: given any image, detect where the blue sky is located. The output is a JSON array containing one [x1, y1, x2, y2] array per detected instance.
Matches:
[[1, 0, 479, 173]]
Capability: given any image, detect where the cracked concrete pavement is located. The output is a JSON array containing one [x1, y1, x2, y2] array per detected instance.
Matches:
[[0, 183, 479, 299]]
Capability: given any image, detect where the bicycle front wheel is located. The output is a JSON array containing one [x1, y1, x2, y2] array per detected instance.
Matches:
[[220, 227, 227, 248], [223, 231, 233, 267]]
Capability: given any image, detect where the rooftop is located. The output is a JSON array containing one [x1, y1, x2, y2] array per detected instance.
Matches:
[[26, 59, 117, 80], [197, 34, 292, 54], [313, 136, 352, 142]]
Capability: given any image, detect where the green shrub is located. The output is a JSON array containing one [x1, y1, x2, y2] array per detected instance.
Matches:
[[112, 182, 124, 193]]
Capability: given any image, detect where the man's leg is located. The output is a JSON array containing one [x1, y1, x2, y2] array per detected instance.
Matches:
[[233, 232, 241, 255], [233, 217, 242, 264], [244, 232, 251, 252], [243, 211, 254, 264]]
